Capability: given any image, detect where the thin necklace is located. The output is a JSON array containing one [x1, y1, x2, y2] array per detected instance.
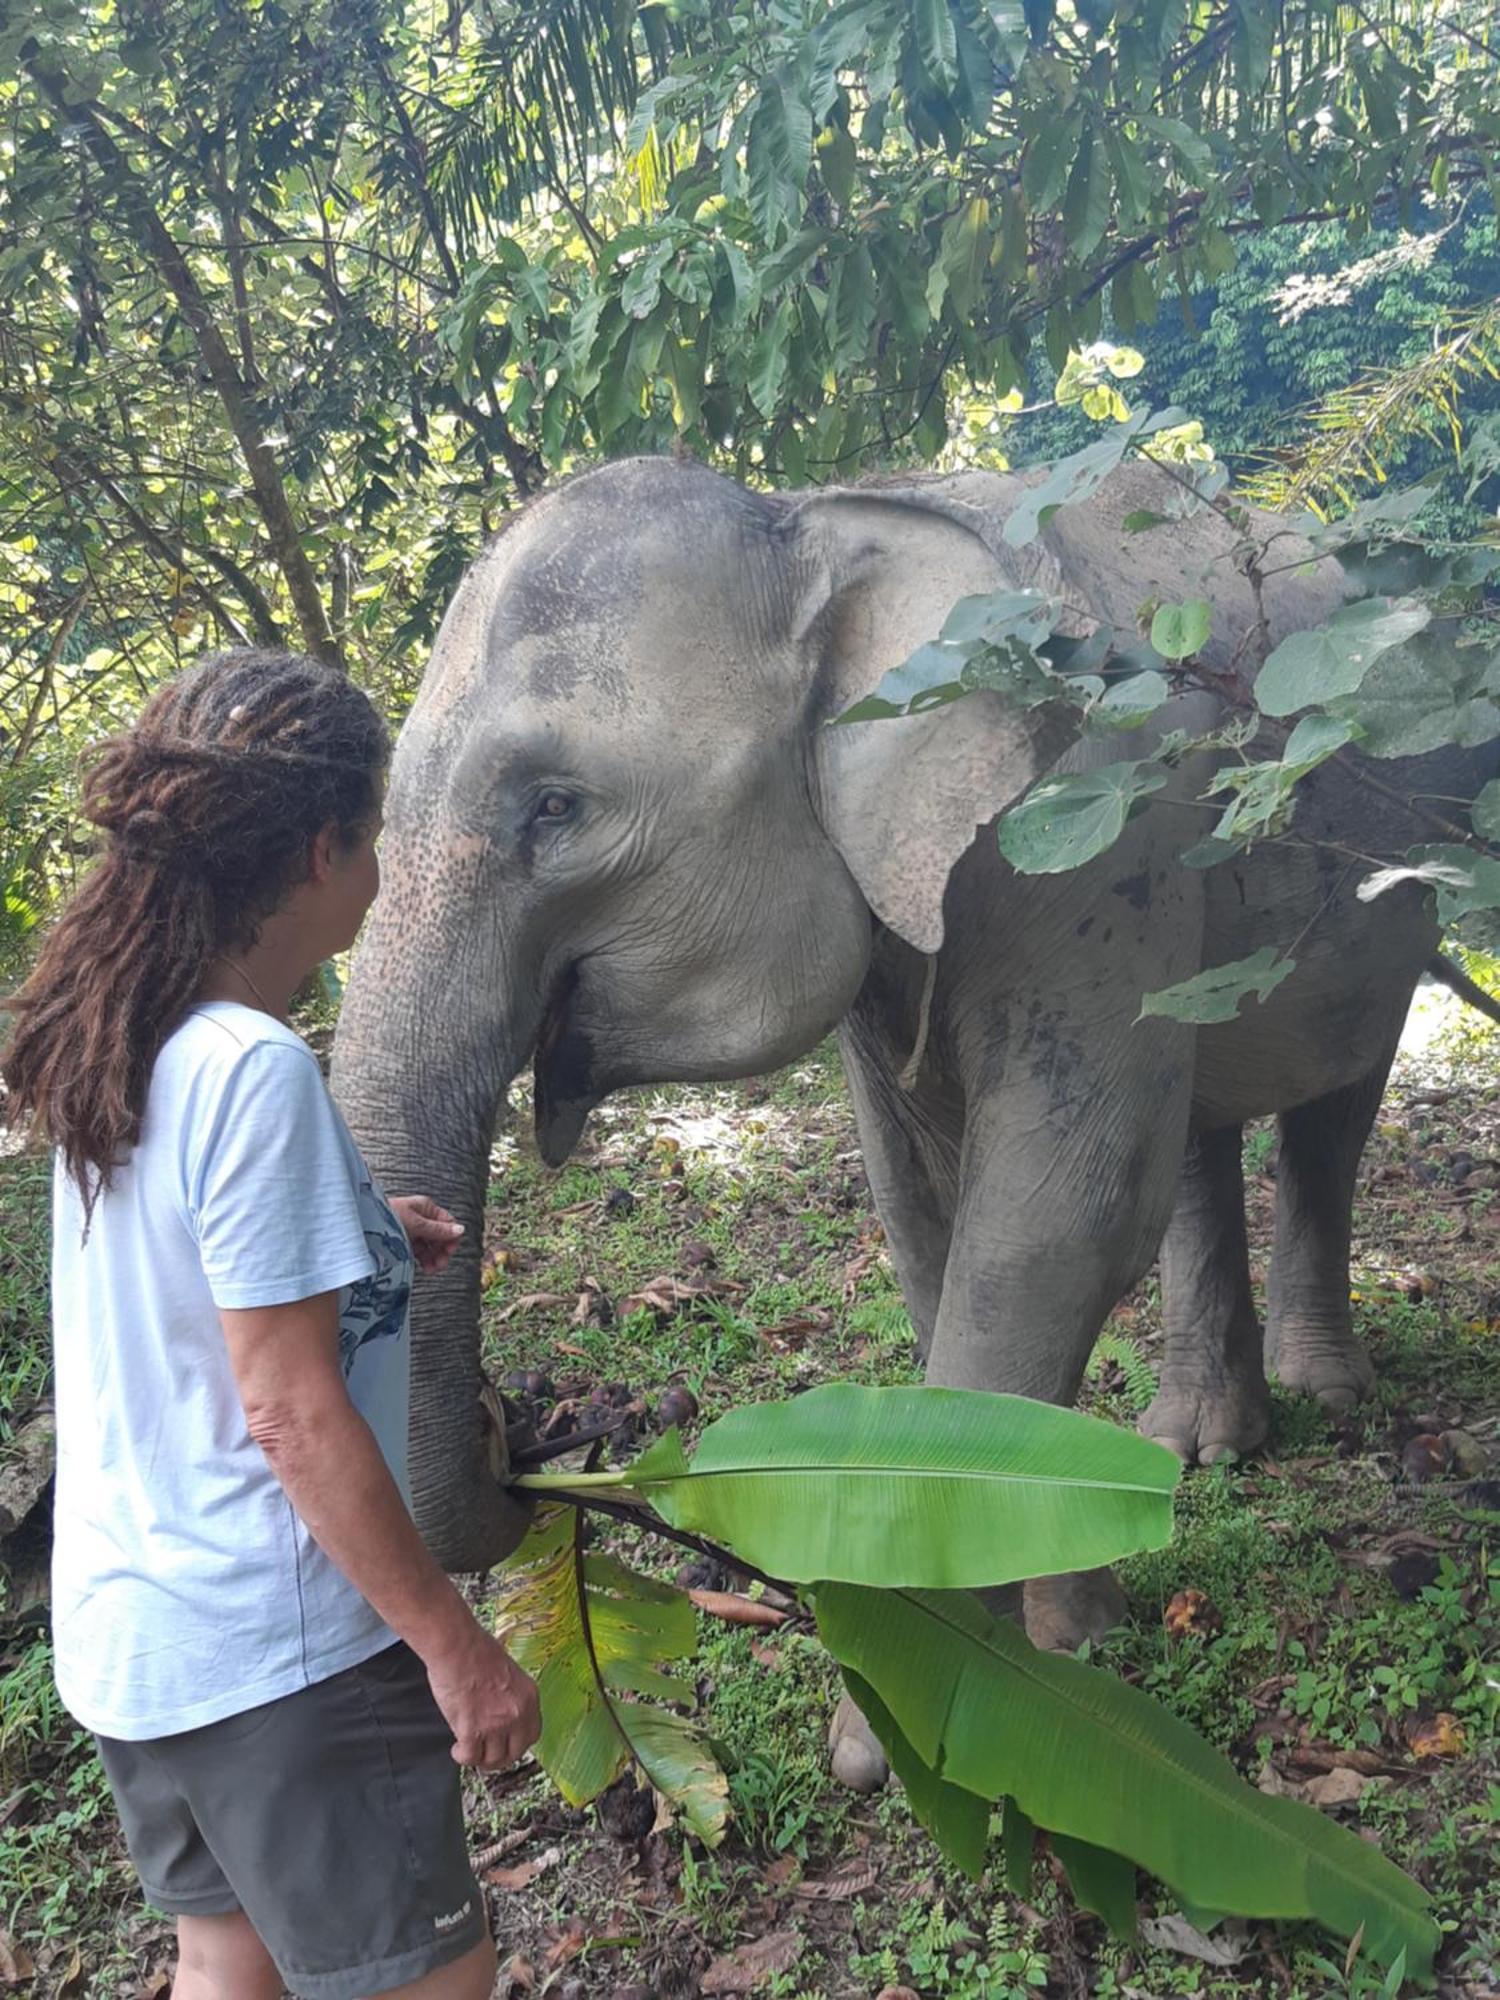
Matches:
[[215, 955, 279, 1016]]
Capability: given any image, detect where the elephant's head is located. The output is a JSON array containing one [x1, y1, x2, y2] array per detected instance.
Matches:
[[332, 457, 1069, 1569]]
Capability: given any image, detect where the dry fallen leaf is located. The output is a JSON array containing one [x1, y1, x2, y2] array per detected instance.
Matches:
[[497, 1291, 568, 1323], [875, 1989, 921, 2000], [700, 1931, 803, 1995], [688, 1589, 787, 1628], [487, 1845, 562, 1890], [792, 1858, 880, 1902], [543, 1921, 588, 1972], [55, 1946, 85, 1999], [762, 1856, 800, 1891], [1406, 1712, 1467, 1759], [0, 1931, 33, 1987], [1301, 1767, 1371, 1809], [1139, 1914, 1250, 1966], [500, 1951, 535, 1994]]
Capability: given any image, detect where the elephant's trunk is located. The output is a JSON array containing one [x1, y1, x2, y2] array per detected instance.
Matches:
[[332, 895, 535, 1574]]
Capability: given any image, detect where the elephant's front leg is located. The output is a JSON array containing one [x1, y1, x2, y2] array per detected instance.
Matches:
[[1141, 1124, 1271, 1465], [925, 1043, 1194, 1654]]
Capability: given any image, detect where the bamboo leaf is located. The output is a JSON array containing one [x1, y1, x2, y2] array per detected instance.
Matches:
[[623, 1383, 1178, 1588], [814, 1585, 1437, 1976]]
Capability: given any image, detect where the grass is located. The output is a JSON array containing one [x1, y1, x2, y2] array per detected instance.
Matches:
[[1, 1030, 1498, 1995]]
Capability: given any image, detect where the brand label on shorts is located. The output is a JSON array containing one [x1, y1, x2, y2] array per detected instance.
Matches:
[[434, 1900, 473, 1933]]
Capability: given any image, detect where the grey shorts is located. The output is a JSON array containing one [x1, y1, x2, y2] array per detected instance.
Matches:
[[96, 1641, 488, 2000]]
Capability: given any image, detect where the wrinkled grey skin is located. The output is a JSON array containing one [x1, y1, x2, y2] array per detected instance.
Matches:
[[332, 457, 1495, 1643]]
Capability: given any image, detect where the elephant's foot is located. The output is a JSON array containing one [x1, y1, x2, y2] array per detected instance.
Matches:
[[1140, 1368, 1270, 1465], [828, 1692, 889, 1794], [1023, 1567, 1127, 1654], [1271, 1329, 1375, 1412]]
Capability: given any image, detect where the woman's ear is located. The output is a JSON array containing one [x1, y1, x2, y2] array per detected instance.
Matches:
[[786, 486, 1076, 953], [308, 821, 341, 884]]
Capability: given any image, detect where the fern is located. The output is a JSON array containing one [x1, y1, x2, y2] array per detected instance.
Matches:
[[1087, 1329, 1158, 1413]]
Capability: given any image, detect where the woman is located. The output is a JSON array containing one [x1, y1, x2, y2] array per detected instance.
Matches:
[[2, 648, 539, 2000]]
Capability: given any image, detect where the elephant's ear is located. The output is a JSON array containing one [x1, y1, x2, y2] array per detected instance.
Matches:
[[788, 488, 1077, 954]]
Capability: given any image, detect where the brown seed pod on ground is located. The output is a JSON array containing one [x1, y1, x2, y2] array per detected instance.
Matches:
[[656, 1384, 700, 1431], [1163, 1588, 1221, 1639]]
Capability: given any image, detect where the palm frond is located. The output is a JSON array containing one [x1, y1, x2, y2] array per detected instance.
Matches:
[[1245, 299, 1500, 518]]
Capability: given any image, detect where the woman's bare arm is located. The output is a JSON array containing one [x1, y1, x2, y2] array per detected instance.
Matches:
[[221, 1293, 539, 1769]]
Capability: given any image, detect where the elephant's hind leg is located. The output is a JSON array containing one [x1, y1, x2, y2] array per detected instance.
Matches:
[[1141, 1124, 1271, 1465], [1264, 1055, 1394, 1411]]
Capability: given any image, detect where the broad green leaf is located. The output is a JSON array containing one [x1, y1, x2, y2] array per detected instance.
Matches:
[[1255, 597, 1431, 718], [1063, 128, 1110, 259], [843, 1670, 989, 1877], [1053, 1833, 1139, 1940], [913, 0, 959, 90], [1091, 671, 1171, 730], [817, 122, 856, 207], [1002, 1798, 1036, 1898], [1022, 118, 1073, 212], [1003, 409, 1183, 547], [746, 74, 813, 243], [836, 641, 967, 722], [1472, 779, 1500, 841], [1281, 713, 1353, 773], [500, 1509, 727, 1843], [998, 761, 1169, 875], [814, 1586, 1437, 1976], [828, 245, 876, 370], [623, 1383, 1178, 1590], [1122, 508, 1171, 532], [1137, 947, 1294, 1026], [748, 300, 794, 419], [940, 588, 1056, 649], [1332, 630, 1500, 759], [1149, 600, 1211, 660]]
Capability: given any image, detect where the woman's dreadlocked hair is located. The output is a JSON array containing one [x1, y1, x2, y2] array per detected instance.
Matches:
[[2, 648, 389, 1212]]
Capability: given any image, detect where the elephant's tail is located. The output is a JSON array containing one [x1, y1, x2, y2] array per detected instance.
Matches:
[[1426, 951, 1500, 1027]]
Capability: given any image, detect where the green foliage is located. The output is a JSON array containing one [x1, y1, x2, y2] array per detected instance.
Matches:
[[1137, 949, 1297, 1027], [614, 1382, 1178, 1590], [499, 1505, 728, 1843], [996, 761, 1168, 876], [507, 1383, 1436, 1979], [815, 1584, 1437, 1978]]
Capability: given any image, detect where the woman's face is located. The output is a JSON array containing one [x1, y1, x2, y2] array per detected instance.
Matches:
[[317, 812, 383, 956]]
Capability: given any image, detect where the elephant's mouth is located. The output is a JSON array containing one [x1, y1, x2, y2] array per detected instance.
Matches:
[[532, 966, 598, 1167]]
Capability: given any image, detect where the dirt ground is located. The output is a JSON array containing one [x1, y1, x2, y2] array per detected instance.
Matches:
[[0, 1015, 1497, 1999]]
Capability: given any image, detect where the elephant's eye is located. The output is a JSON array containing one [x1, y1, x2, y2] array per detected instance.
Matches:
[[534, 790, 575, 823]]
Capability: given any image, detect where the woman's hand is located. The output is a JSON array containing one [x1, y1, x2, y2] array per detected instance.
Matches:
[[389, 1195, 465, 1274], [425, 1624, 542, 1770]]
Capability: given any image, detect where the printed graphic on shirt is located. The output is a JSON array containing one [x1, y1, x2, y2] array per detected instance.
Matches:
[[339, 1181, 413, 1376]]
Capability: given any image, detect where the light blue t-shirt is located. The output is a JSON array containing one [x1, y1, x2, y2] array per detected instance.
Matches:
[[50, 1001, 413, 1740]]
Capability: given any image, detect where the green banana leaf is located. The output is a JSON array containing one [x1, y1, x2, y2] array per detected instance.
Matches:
[[1052, 1833, 1140, 1941], [498, 1508, 728, 1845], [816, 1583, 1437, 1978], [841, 1669, 990, 1878], [622, 1383, 1179, 1588]]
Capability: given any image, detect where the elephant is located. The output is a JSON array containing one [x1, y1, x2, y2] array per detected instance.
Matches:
[[331, 455, 1495, 1767]]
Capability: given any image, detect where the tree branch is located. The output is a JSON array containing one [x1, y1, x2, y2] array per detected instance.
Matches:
[[27, 63, 341, 667]]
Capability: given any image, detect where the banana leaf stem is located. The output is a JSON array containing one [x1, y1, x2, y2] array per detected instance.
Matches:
[[539, 1487, 802, 1610], [515, 1468, 633, 1491]]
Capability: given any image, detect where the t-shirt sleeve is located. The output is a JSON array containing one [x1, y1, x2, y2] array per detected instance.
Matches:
[[189, 1040, 376, 1311]]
